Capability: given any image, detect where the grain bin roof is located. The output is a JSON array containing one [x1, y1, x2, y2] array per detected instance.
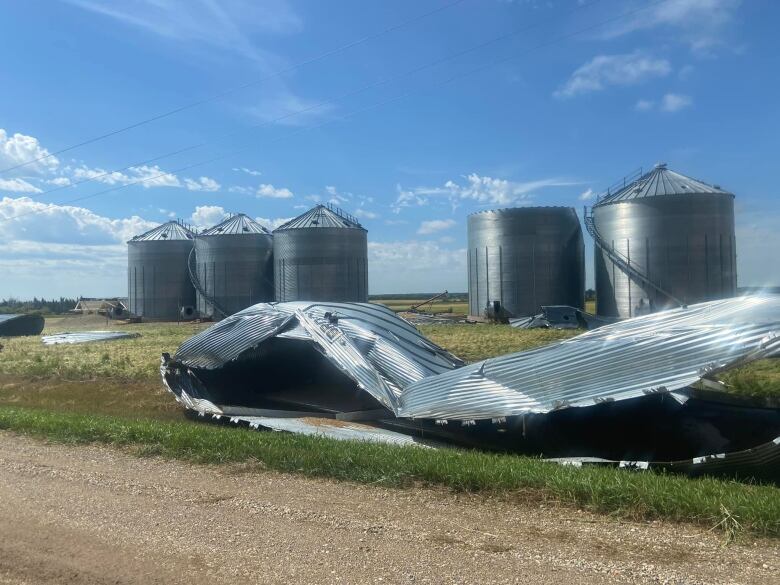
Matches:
[[595, 164, 733, 206], [129, 220, 195, 242], [274, 204, 364, 231], [200, 213, 270, 236]]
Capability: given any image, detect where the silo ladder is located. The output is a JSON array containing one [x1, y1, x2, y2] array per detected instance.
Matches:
[[187, 248, 230, 318], [583, 207, 686, 308]]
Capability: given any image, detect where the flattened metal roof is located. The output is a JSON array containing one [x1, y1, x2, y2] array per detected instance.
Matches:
[[129, 220, 195, 241], [399, 295, 780, 420], [595, 164, 733, 206], [274, 204, 364, 231], [199, 213, 270, 236]]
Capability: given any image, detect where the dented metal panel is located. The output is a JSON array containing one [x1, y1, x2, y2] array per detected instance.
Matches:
[[42, 331, 140, 345], [399, 295, 780, 420]]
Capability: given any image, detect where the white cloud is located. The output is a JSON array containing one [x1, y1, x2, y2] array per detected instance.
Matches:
[[184, 176, 221, 192], [554, 52, 671, 99], [660, 93, 693, 112], [417, 219, 456, 235], [190, 205, 227, 228], [233, 167, 262, 177], [228, 185, 254, 195], [394, 174, 578, 212], [324, 185, 350, 205], [601, 0, 741, 54], [368, 241, 466, 294], [0, 197, 156, 298], [0, 178, 42, 194], [47, 177, 72, 187], [71, 164, 182, 189], [439, 236, 455, 244], [354, 209, 378, 220], [635, 99, 655, 112], [257, 183, 293, 199], [256, 216, 293, 230], [0, 128, 59, 175], [578, 188, 595, 201]]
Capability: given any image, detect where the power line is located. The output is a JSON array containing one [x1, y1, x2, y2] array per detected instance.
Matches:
[[0, 0, 466, 176], [22, 0, 605, 203], [2, 0, 669, 225]]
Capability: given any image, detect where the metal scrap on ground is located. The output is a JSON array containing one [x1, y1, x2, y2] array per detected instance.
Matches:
[[162, 296, 780, 481], [0, 314, 45, 337], [41, 331, 141, 345]]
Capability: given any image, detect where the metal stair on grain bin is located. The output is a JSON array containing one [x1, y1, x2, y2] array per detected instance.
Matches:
[[187, 247, 230, 319], [584, 168, 685, 309]]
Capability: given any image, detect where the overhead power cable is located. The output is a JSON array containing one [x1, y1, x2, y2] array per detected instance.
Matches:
[[0, 0, 466, 175], [2, 0, 669, 225], [22, 0, 605, 203]]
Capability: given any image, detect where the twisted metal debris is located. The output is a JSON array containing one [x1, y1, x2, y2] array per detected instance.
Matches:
[[162, 296, 780, 480]]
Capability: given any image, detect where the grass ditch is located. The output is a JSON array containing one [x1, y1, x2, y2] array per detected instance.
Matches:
[[1, 406, 778, 538]]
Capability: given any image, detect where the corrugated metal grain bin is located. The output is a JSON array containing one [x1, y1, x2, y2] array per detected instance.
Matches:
[[467, 207, 585, 318], [127, 220, 196, 320], [194, 214, 274, 319], [273, 204, 368, 302], [590, 164, 737, 318]]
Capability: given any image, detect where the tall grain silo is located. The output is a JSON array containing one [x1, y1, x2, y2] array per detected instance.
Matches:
[[273, 204, 368, 302], [587, 163, 737, 319], [467, 207, 585, 319], [127, 220, 196, 320], [194, 213, 274, 319]]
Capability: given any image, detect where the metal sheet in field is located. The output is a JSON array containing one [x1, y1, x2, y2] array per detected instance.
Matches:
[[41, 331, 140, 345], [399, 295, 780, 420]]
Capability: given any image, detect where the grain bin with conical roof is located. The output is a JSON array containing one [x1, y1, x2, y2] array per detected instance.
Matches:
[[467, 207, 584, 319], [193, 213, 274, 319], [273, 204, 368, 302], [127, 220, 196, 320], [587, 164, 737, 319]]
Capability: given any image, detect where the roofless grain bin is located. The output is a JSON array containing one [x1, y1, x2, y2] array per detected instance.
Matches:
[[193, 214, 274, 319], [273, 204, 368, 302], [127, 220, 196, 320], [585, 164, 737, 318], [467, 207, 585, 319]]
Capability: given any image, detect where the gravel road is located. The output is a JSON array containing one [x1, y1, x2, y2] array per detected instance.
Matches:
[[0, 431, 777, 584]]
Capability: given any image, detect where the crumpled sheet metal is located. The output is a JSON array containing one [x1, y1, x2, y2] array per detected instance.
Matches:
[[41, 331, 140, 345], [168, 301, 464, 413], [0, 314, 45, 337], [398, 295, 780, 420]]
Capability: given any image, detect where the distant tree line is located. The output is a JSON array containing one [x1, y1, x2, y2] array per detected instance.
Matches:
[[0, 297, 77, 315]]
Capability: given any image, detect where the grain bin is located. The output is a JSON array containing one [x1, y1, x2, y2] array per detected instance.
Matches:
[[587, 164, 736, 319], [127, 220, 196, 320], [467, 207, 585, 319], [194, 213, 274, 319], [273, 204, 368, 302]]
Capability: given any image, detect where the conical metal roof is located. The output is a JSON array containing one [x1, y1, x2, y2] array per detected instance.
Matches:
[[274, 204, 364, 231], [200, 213, 270, 236], [129, 220, 195, 242], [595, 164, 733, 206]]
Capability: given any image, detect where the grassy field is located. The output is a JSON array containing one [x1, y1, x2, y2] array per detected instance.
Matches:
[[1, 311, 779, 537]]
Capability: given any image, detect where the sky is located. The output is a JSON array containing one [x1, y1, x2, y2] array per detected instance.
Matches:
[[1, 0, 779, 298]]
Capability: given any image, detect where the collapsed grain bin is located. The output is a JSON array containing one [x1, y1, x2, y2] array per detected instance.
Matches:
[[193, 214, 274, 319], [586, 164, 737, 319], [127, 220, 196, 320], [273, 204, 368, 302], [467, 207, 585, 319]]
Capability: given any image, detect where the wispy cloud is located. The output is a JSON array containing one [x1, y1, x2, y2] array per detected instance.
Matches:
[[393, 173, 578, 212], [417, 219, 456, 235], [634, 93, 693, 113], [599, 0, 741, 54], [184, 176, 221, 192], [578, 188, 595, 201], [0, 178, 42, 194], [554, 52, 671, 99], [0, 128, 59, 175], [661, 93, 693, 112], [232, 167, 263, 177]]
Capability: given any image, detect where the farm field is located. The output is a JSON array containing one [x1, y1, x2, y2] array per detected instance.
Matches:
[[0, 310, 779, 540]]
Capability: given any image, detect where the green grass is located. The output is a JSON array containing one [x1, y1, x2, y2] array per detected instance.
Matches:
[[1, 406, 778, 538]]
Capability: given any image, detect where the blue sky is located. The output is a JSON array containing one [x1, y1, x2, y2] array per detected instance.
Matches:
[[1, 0, 778, 298]]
